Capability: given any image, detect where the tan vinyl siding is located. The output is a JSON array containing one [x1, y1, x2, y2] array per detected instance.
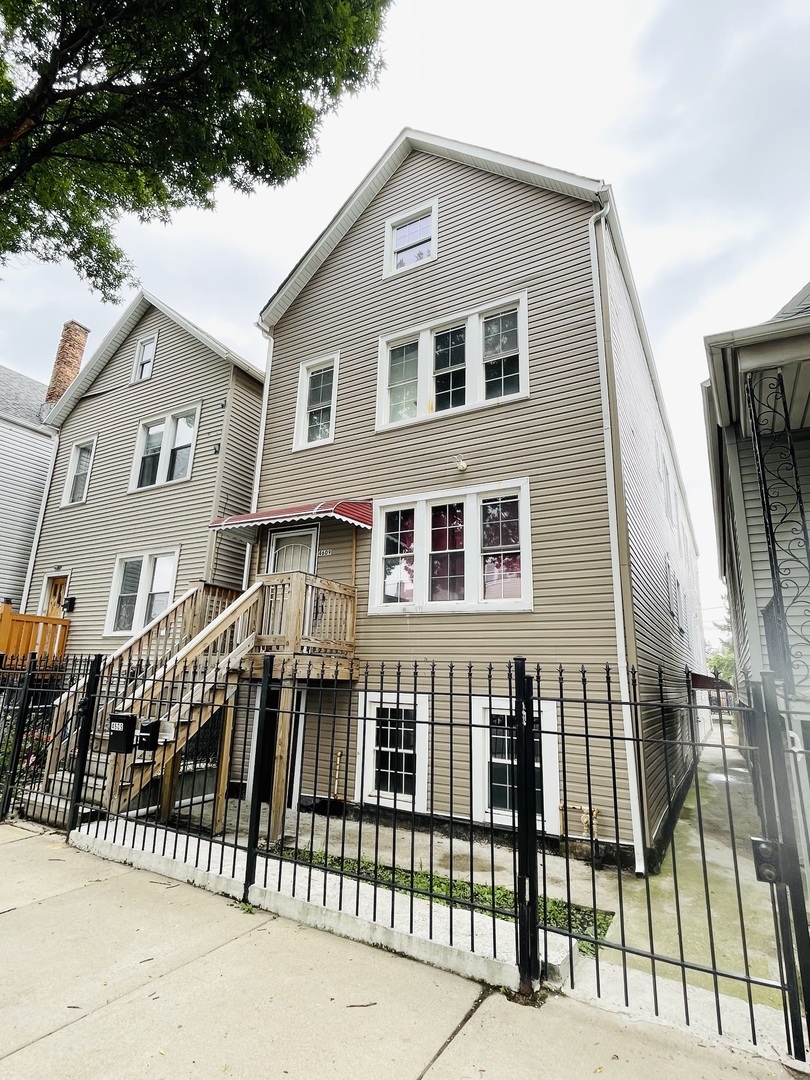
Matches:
[[603, 227, 704, 842], [209, 367, 263, 587], [26, 307, 257, 653], [260, 151, 617, 673], [253, 150, 640, 844], [0, 419, 54, 607]]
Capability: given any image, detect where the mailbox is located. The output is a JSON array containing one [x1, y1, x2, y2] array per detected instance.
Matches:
[[108, 712, 137, 754], [136, 720, 161, 753]]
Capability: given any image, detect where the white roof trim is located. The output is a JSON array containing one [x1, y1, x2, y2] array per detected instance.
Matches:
[[259, 128, 606, 331], [704, 310, 810, 429], [46, 290, 263, 429]]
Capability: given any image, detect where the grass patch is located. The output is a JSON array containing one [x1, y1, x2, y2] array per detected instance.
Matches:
[[275, 845, 613, 956]]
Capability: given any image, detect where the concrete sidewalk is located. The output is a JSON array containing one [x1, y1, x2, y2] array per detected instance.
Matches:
[[0, 822, 796, 1080]]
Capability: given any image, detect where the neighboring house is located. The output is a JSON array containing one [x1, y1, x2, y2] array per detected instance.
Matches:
[[205, 130, 705, 867], [22, 291, 263, 654], [704, 281, 810, 724], [0, 319, 88, 617], [0, 364, 53, 611]]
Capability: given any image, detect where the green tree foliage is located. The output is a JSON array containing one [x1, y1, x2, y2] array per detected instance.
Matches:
[[0, 0, 390, 297], [706, 608, 735, 683]]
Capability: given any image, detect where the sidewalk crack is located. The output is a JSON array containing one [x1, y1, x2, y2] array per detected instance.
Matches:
[[415, 986, 496, 1080]]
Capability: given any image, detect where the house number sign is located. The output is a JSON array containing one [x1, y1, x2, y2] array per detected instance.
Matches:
[[318, 548, 332, 557]]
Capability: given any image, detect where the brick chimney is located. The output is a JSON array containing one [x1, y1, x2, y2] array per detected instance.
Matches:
[[42, 320, 89, 418]]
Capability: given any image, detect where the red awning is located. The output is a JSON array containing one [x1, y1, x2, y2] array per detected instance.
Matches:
[[211, 498, 373, 534]]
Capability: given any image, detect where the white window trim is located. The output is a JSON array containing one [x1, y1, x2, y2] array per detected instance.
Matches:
[[103, 547, 180, 637], [266, 526, 319, 574], [375, 291, 529, 431], [128, 402, 202, 493], [131, 332, 158, 383], [382, 198, 439, 279], [354, 691, 429, 813], [292, 353, 339, 451], [471, 697, 560, 832], [368, 477, 533, 615], [60, 435, 98, 507]]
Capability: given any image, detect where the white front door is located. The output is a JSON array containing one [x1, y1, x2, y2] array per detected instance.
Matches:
[[267, 527, 318, 574]]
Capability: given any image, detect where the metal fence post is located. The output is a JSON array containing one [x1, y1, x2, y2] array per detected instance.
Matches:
[[0, 653, 37, 821], [761, 673, 810, 1055], [66, 654, 104, 837], [514, 656, 540, 993], [243, 654, 275, 902]]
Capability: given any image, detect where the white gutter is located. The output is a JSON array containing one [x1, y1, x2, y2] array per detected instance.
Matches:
[[250, 330, 273, 514], [20, 430, 59, 612], [588, 200, 647, 875], [243, 329, 274, 588]]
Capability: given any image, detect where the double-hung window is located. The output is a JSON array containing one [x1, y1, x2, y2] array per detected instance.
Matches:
[[61, 436, 97, 506], [105, 550, 178, 635], [293, 355, 339, 449], [371, 479, 532, 613], [377, 292, 528, 429], [355, 692, 428, 812], [132, 335, 157, 382], [130, 405, 200, 490], [383, 199, 438, 277], [471, 697, 559, 830]]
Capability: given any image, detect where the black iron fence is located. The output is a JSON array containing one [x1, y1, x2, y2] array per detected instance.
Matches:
[[2, 652, 809, 1059]]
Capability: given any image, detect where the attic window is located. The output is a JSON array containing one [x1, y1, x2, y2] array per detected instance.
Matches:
[[132, 334, 157, 382], [383, 199, 438, 278]]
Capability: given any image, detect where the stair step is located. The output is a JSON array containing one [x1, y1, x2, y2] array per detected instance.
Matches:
[[47, 771, 107, 801]]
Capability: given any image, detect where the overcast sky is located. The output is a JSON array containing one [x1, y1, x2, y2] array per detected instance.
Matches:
[[2, 0, 808, 648]]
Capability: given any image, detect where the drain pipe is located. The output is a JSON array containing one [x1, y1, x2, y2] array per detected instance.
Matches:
[[588, 198, 647, 875]]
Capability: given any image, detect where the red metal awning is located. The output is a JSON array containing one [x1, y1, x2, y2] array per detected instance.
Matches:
[[211, 498, 373, 535]]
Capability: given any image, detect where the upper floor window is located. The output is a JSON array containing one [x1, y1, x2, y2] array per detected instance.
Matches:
[[293, 355, 339, 450], [132, 334, 157, 383], [130, 405, 200, 491], [61, 436, 97, 506], [376, 293, 529, 430], [383, 199, 438, 278], [369, 478, 532, 614]]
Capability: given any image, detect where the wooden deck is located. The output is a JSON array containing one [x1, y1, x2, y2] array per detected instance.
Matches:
[[0, 601, 69, 660]]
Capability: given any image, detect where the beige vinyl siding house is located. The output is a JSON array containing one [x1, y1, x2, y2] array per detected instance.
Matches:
[[212, 131, 704, 868], [24, 292, 263, 654]]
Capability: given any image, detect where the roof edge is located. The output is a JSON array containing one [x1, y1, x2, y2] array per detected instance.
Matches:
[[259, 129, 606, 331], [46, 290, 262, 429]]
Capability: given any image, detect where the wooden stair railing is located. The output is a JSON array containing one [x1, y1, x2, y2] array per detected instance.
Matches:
[[42, 581, 241, 788], [109, 633, 256, 818]]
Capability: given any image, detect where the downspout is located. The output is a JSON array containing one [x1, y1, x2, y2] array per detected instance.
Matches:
[[588, 199, 647, 874], [243, 327, 274, 589], [20, 430, 59, 612]]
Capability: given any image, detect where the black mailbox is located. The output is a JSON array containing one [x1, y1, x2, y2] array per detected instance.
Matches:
[[108, 712, 137, 754], [136, 720, 161, 753]]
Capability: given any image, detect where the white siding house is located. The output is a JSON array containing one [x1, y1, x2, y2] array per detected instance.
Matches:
[[0, 365, 55, 609]]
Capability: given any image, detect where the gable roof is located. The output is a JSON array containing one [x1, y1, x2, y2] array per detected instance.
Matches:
[[259, 129, 607, 331], [46, 290, 263, 429], [771, 280, 810, 323], [0, 363, 47, 429]]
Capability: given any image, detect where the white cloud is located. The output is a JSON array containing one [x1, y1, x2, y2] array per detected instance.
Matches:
[[2, 0, 808, 651]]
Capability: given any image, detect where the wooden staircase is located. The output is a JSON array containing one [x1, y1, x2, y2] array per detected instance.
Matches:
[[30, 573, 358, 830], [35, 581, 250, 825]]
